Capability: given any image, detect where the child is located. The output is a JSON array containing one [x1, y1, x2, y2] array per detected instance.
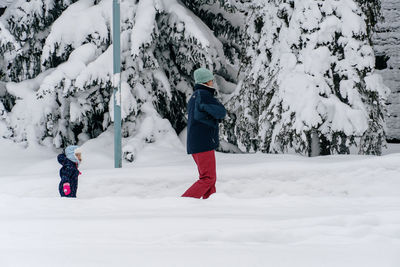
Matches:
[[57, 145, 82, 198]]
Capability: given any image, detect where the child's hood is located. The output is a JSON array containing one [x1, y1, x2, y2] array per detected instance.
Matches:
[[57, 153, 76, 166], [57, 154, 67, 165], [58, 145, 80, 166]]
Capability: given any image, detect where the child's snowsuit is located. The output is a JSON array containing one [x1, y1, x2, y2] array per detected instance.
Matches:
[[58, 152, 80, 198]]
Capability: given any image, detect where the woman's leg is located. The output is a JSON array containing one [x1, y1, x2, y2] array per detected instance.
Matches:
[[182, 150, 216, 198]]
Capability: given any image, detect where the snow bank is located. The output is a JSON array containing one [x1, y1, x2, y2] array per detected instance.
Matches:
[[0, 139, 399, 267]]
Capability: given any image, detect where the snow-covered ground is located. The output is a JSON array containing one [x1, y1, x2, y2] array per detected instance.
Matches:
[[1, 135, 400, 267]]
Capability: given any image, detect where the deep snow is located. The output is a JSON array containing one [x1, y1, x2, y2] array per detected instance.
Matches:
[[0, 136, 400, 267]]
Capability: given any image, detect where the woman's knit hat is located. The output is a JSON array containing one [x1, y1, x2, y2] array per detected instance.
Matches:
[[194, 68, 214, 84]]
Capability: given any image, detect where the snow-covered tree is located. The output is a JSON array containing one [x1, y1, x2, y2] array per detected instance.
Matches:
[[0, 81, 12, 138], [272, 0, 389, 156], [0, 0, 240, 161], [228, 0, 389, 156], [0, 0, 78, 82], [226, 0, 286, 152], [0, 0, 389, 158], [355, 0, 382, 38]]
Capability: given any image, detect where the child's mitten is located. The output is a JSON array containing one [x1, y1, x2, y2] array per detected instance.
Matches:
[[63, 183, 71, 196]]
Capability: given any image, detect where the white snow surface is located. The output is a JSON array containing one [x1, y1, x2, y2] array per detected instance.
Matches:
[[0, 136, 400, 267], [0, 0, 12, 8]]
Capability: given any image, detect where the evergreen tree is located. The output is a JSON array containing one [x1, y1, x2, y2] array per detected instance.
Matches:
[[180, 0, 244, 74], [229, 0, 389, 156], [226, 0, 289, 152], [0, 0, 78, 82], [355, 0, 382, 38], [0, 0, 390, 158], [0, 0, 239, 161]]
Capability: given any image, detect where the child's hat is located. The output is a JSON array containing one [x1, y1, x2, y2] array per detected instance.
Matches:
[[65, 145, 80, 163]]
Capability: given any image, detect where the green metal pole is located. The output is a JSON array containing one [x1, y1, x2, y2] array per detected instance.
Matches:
[[113, 0, 122, 168]]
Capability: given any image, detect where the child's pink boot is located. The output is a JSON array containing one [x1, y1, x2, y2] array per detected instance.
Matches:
[[63, 183, 71, 196]]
